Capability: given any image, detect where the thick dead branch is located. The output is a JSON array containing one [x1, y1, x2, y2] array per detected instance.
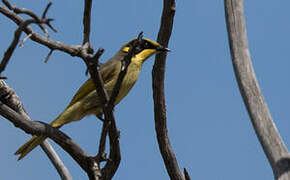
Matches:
[[0, 80, 72, 180], [0, 82, 90, 167], [0, 98, 97, 174], [224, 1, 290, 179], [152, 0, 189, 180]]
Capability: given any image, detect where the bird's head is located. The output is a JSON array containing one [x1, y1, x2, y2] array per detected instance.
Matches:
[[119, 38, 170, 64]]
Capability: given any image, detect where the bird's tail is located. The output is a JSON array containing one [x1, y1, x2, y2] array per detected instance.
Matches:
[[14, 112, 65, 160], [14, 135, 47, 160], [14, 103, 87, 160], [14, 100, 100, 160]]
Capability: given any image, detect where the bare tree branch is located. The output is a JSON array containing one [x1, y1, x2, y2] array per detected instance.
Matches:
[[2, 0, 55, 37], [224, 1, 290, 179], [0, 5, 81, 56], [96, 120, 110, 162], [0, 97, 100, 177], [41, 141, 72, 180], [83, 0, 92, 45], [82, 47, 109, 105], [0, 80, 72, 180], [152, 0, 189, 180], [0, 17, 53, 77], [19, 33, 32, 47], [44, 49, 54, 63], [0, 2, 56, 76]]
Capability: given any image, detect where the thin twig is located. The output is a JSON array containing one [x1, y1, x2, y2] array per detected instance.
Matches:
[[0, 18, 53, 75], [44, 49, 53, 63], [19, 33, 32, 47], [3, 1, 55, 37], [3, 0, 38, 19], [41, 141, 72, 180], [96, 121, 110, 163], [0, 5, 80, 56], [83, 0, 92, 45], [100, 110, 120, 180], [41, 2, 57, 33], [83, 48, 108, 104], [41, 2, 52, 19], [2, 0, 12, 9], [0, 2, 56, 75]]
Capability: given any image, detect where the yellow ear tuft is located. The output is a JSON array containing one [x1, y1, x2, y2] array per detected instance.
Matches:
[[122, 47, 130, 53]]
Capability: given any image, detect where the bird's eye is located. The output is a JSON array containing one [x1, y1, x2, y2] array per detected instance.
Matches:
[[144, 42, 150, 48]]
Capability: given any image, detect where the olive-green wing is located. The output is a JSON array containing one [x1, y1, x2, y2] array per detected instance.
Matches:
[[67, 58, 120, 107]]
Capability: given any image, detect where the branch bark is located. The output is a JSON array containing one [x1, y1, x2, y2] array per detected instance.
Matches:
[[152, 0, 189, 180], [0, 80, 72, 180], [83, 0, 92, 45], [0, 94, 101, 176], [41, 141, 72, 180], [97, 33, 144, 180], [0, 5, 81, 56], [0, 17, 53, 76], [224, 1, 290, 179]]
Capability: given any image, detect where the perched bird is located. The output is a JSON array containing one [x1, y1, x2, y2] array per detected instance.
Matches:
[[15, 37, 169, 160]]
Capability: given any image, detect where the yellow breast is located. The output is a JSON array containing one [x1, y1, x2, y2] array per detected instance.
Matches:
[[112, 59, 142, 105]]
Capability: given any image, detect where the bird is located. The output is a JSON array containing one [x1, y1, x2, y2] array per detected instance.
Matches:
[[14, 37, 169, 160]]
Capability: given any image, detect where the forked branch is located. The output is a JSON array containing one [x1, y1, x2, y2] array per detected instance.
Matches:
[[0, 1, 55, 77]]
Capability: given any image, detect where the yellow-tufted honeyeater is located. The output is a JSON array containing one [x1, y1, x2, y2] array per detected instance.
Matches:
[[15, 37, 169, 160]]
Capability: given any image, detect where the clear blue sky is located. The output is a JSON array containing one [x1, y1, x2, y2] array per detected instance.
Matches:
[[0, 1, 290, 179]]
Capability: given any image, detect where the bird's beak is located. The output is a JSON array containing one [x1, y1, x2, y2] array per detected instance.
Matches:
[[156, 45, 170, 52]]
